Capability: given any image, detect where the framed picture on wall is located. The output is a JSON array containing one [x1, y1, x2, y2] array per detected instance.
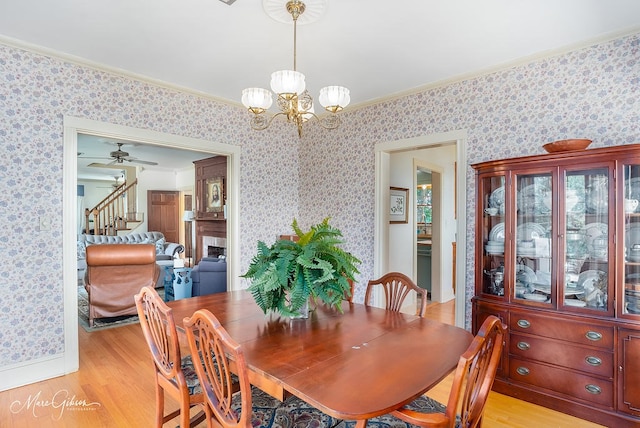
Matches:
[[390, 187, 409, 224], [206, 176, 224, 212]]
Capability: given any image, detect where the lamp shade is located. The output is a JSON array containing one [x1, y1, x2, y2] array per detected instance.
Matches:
[[242, 87, 273, 110], [318, 86, 350, 111], [270, 70, 306, 95], [182, 210, 195, 221]]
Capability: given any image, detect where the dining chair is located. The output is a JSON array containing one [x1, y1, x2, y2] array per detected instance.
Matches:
[[362, 315, 507, 428], [365, 272, 428, 317], [134, 286, 205, 428], [344, 278, 355, 303], [183, 308, 339, 428]]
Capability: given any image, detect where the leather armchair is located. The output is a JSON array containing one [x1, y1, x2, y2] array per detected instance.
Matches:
[[84, 243, 160, 326], [191, 257, 227, 296]]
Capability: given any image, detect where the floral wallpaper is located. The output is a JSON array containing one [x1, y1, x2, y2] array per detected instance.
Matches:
[[300, 32, 640, 321], [0, 31, 639, 367], [0, 43, 301, 366]]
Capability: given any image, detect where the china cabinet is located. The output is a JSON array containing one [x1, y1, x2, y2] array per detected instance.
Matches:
[[472, 144, 640, 427]]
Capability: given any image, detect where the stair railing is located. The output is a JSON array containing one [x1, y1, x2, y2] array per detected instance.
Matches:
[[84, 179, 138, 235]]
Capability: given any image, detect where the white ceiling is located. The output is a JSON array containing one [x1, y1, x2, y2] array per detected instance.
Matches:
[[76, 134, 212, 181], [2, 0, 640, 179]]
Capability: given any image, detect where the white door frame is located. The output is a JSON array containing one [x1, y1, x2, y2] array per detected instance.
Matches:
[[62, 116, 241, 374], [374, 130, 468, 328]]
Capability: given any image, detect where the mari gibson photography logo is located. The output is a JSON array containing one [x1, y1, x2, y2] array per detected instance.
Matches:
[[10, 389, 101, 420]]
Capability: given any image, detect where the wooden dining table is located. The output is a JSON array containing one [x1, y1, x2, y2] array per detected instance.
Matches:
[[167, 290, 473, 426]]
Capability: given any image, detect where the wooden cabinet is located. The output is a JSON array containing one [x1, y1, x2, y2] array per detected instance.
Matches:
[[618, 328, 640, 417], [193, 156, 227, 263], [472, 144, 640, 427], [194, 156, 226, 221]]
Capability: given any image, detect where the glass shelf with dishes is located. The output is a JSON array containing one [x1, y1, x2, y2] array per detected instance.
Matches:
[[560, 168, 611, 312], [623, 164, 640, 316], [513, 173, 554, 304], [480, 174, 506, 297]]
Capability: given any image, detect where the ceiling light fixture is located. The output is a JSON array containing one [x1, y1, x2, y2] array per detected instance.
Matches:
[[241, 0, 350, 137]]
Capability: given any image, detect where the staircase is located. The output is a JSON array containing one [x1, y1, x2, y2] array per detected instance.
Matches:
[[84, 179, 143, 236]]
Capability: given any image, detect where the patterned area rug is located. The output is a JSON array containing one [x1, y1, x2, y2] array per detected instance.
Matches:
[[77, 285, 164, 332], [333, 395, 447, 428]]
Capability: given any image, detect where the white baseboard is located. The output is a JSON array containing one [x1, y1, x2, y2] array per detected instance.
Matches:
[[0, 354, 71, 392]]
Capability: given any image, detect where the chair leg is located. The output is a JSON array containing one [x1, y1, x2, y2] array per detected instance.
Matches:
[[179, 397, 191, 428], [156, 384, 165, 428]]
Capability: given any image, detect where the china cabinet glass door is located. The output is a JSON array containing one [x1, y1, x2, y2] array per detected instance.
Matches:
[[561, 168, 610, 312], [623, 164, 640, 316], [513, 173, 553, 304], [480, 175, 505, 297]]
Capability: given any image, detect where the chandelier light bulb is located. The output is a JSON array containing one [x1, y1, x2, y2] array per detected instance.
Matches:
[[319, 86, 350, 112], [270, 70, 306, 96], [242, 87, 273, 112]]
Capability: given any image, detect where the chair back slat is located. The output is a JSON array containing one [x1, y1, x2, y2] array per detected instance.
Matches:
[[445, 315, 506, 428], [184, 309, 253, 428], [365, 272, 428, 317], [134, 286, 203, 428], [136, 287, 181, 378]]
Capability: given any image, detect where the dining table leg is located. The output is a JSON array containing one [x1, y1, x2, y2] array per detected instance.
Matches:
[[354, 419, 367, 428]]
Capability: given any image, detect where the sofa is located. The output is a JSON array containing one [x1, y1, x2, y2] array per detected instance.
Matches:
[[191, 257, 227, 296], [77, 232, 184, 279], [84, 243, 160, 326]]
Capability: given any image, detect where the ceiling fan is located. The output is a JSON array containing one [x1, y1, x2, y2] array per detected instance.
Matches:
[[79, 142, 158, 166]]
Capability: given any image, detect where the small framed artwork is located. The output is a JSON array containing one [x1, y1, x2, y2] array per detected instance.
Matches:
[[390, 187, 409, 224], [206, 176, 224, 212]]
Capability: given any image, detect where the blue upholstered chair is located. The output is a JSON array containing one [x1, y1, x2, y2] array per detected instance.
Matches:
[[191, 257, 227, 296]]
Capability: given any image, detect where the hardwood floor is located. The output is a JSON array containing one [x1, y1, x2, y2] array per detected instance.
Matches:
[[0, 299, 604, 427]]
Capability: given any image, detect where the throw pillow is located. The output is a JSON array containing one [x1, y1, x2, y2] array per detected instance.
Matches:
[[77, 240, 86, 259], [155, 238, 166, 255]]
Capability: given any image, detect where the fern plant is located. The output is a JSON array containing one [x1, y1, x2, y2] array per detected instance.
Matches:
[[242, 218, 360, 317]]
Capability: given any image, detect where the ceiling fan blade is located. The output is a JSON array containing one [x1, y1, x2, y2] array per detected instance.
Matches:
[[124, 158, 158, 166]]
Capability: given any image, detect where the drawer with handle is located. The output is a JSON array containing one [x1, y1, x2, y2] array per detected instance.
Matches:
[[510, 333, 613, 378], [509, 312, 613, 349], [509, 357, 613, 408]]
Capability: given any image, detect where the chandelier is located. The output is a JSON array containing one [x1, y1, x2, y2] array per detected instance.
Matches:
[[241, 0, 350, 137]]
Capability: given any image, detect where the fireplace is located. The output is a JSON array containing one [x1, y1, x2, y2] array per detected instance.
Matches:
[[202, 236, 227, 258]]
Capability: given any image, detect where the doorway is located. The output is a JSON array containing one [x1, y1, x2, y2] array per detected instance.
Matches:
[[415, 166, 433, 299], [374, 130, 467, 328], [62, 116, 241, 374]]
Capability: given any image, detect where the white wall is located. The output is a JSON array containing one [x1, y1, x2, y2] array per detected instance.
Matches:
[[389, 144, 456, 303], [176, 166, 195, 191], [78, 180, 114, 211]]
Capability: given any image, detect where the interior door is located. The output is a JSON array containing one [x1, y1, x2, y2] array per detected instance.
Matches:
[[147, 190, 180, 243]]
